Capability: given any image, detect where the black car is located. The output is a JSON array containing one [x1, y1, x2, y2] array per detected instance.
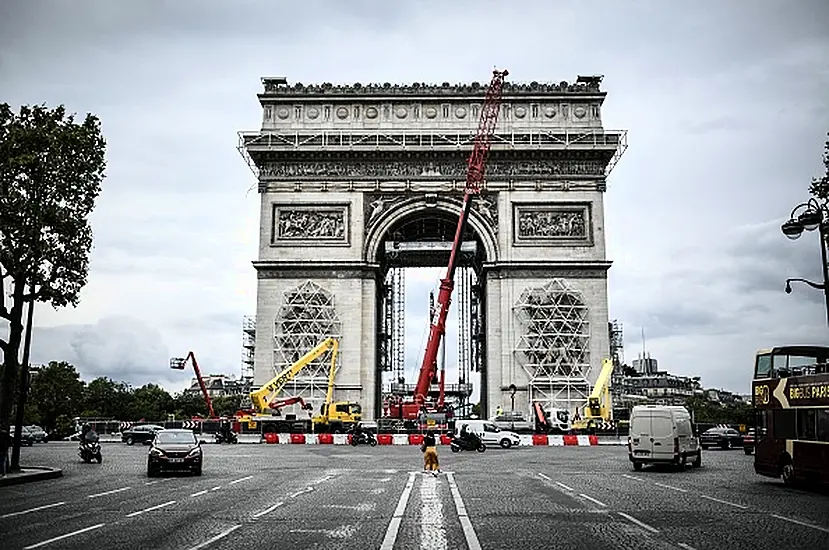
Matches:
[[700, 427, 743, 450], [147, 429, 204, 477], [122, 424, 165, 446]]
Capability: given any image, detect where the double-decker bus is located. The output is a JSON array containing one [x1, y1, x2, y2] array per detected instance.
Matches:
[[752, 345, 829, 486]]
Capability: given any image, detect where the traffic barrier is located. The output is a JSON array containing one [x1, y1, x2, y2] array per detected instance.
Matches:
[[392, 434, 409, 445], [532, 434, 548, 446], [440, 434, 453, 446], [318, 433, 334, 444], [254, 432, 606, 446], [377, 434, 393, 445], [290, 433, 306, 445], [409, 434, 424, 446], [264, 433, 278, 444], [563, 435, 579, 446]]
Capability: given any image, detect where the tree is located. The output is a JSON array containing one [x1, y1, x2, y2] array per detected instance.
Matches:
[[27, 361, 85, 434], [810, 132, 829, 201], [83, 377, 134, 420], [213, 395, 243, 418], [0, 103, 106, 436], [173, 392, 209, 419], [131, 384, 174, 421]]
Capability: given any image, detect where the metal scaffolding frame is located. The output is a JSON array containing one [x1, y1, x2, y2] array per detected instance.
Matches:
[[513, 279, 591, 414], [609, 319, 624, 369], [392, 268, 406, 383], [273, 280, 341, 405], [241, 316, 255, 381]]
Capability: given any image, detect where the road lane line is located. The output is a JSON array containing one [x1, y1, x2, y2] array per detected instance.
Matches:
[[288, 486, 314, 498], [229, 475, 253, 485], [210, 486, 222, 491], [770, 514, 829, 533], [191, 490, 209, 497], [419, 473, 447, 550], [677, 543, 697, 550], [313, 474, 334, 484], [23, 523, 105, 549], [0, 501, 66, 519], [537, 472, 551, 481], [447, 472, 482, 550], [618, 512, 659, 533], [87, 486, 131, 498], [699, 495, 747, 509], [652, 482, 687, 493], [579, 493, 607, 507], [380, 472, 416, 550], [125, 500, 176, 518], [144, 478, 173, 486], [252, 501, 284, 519], [622, 474, 645, 482], [187, 524, 241, 550], [555, 481, 574, 492]]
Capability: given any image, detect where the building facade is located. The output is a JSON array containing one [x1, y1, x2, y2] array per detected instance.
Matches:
[[239, 75, 626, 419]]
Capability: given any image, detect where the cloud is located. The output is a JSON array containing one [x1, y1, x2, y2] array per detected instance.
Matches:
[[2, 1, 829, 400]]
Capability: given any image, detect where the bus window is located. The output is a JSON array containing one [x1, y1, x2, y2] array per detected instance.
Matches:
[[772, 354, 790, 377], [772, 409, 796, 440], [796, 409, 817, 441], [755, 354, 772, 378], [754, 410, 768, 440], [818, 410, 829, 442]]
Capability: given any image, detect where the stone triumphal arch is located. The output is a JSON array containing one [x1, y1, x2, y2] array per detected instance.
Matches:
[[239, 75, 627, 420]]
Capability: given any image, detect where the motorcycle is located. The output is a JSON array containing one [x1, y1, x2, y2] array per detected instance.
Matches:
[[449, 433, 486, 453], [350, 432, 377, 447], [78, 437, 103, 464], [214, 431, 238, 444]]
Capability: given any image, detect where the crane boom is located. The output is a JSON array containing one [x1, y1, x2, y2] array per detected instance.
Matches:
[[412, 69, 509, 405], [170, 352, 216, 418]]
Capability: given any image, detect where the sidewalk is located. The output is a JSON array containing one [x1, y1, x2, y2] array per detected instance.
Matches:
[[0, 466, 62, 487]]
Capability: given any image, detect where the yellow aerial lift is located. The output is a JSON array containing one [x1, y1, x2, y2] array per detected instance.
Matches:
[[244, 337, 361, 433], [572, 358, 616, 431]]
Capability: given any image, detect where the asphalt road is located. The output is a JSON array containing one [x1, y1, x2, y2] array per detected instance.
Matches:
[[1, 442, 827, 550]]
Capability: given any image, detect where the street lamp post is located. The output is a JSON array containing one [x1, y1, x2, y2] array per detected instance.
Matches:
[[781, 197, 829, 328]]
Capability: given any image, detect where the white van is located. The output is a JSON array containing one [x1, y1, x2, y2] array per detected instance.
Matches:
[[455, 420, 521, 449], [628, 405, 701, 470]]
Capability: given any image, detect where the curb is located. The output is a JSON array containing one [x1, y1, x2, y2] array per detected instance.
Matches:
[[0, 466, 63, 487]]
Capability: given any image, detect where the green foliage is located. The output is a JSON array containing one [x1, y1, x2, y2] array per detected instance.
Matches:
[[28, 361, 86, 433], [810, 133, 829, 201], [685, 395, 752, 426], [173, 392, 209, 419], [130, 384, 174, 421], [84, 377, 134, 420], [212, 395, 243, 417]]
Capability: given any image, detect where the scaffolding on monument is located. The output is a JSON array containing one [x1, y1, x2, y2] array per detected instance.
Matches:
[[241, 316, 256, 381], [513, 279, 591, 415], [458, 267, 474, 407], [392, 269, 406, 383], [273, 280, 342, 407], [609, 319, 624, 369]]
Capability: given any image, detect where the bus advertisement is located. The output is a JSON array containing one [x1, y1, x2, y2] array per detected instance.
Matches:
[[752, 346, 829, 486]]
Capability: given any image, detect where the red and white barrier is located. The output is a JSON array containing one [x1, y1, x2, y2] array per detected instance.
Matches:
[[260, 433, 606, 446]]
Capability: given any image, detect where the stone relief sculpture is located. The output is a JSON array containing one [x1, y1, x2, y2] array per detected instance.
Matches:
[[260, 159, 605, 179], [276, 208, 346, 241], [262, 79, 603, 95], [366, 195, 408, 227], [516, 209, 586, 239]]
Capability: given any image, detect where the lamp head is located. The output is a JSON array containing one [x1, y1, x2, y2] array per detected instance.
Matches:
[[797, 209, 823, 232], [781, 219, 804, 240], [785, 281, 792, 294]]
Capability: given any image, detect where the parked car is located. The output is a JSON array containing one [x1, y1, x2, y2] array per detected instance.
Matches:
[[9, 426, 35, 446], [628, 405, 701, 470], [700, 427, 743, 450], [455, 420, 521, 449], [122, 424, 165, 446], [26, 425, 48, 443], [491, 412, 534, 434], [147, 429, 204, 477], [742, 428, 755, 455]]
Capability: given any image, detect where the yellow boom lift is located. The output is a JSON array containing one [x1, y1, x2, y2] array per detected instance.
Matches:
[[572, 358, 615, 431], [246, 337, 361, 433]]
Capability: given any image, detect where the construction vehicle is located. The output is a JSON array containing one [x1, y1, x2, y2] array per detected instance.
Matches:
[[532, 402, 572, 434], [571, 358, 616, 432], [170, 352, 216, 418], [386, 68, 509, 422], [242, 337, 361, 433]]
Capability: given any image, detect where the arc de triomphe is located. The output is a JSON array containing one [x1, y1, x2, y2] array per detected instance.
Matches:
[[238, 75, 626, 420]]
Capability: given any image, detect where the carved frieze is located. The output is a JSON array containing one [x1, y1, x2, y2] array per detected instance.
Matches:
[[513, 203, 592, 246], [262, 79, 603, 95], [363, 193, 499, 236], [260, 159, 605, 179], [272, 204, 349, 246]]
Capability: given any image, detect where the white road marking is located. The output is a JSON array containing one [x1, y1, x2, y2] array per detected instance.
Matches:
[[419, 473, 447, 550], [125, 500, 176, 518], [23, 523, 105, 549], [380, 472, 416, 550], [252, 501, 284, 519], [1, 501, 66, 519], [324, 503, 376, 512], [537, 472, 551, 481], [652, 482, 687, 493], [622, 474, 645, 482], [447, 472, 482, 550], [288, 486, 314, 498], [579, 493, 607, 507], [770, 513, 829, 533], [87, 486, 131, 499], [191, 490, 208, 497], [229, 475, 253, 485], [289, 525, 357, 538], [555, 481, 575, 492], [144, 478, 173, 486], [187, 524, 241, 550], [618, 512, 659, 533], [313, 474, 334, 484], [210, 486, 222, 491], [699, 494, 748, 509], [677, 543, 697, 550]]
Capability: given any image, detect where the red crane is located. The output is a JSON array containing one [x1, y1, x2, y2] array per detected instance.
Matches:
[[170, 352, 216, 419], [391, 68, 509, 421]]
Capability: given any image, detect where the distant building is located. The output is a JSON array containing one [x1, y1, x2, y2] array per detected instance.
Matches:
[[619, 371, 698, 406], [185, 374, 249, 398], [632, 356, 658, 375]]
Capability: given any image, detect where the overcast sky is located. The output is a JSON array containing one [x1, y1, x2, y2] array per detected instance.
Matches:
[[2, 0, 828, 396]]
